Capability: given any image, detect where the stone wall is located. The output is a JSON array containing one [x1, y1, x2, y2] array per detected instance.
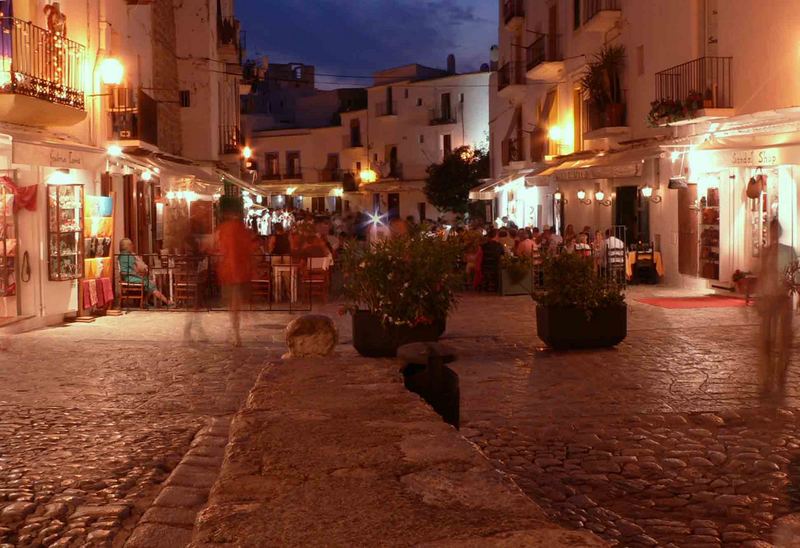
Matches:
[[150, 0, 182, 156]]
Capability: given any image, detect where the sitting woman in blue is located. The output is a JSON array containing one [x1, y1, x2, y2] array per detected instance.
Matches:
[[118, 238, 173, 306]]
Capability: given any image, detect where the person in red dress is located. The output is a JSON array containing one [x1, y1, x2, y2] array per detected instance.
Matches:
[[216, 205, 255, 346]]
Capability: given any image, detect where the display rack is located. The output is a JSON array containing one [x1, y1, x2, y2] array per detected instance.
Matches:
[[47, 184, 84, 281], [699, 187, 720, 280], [83, 194, 115, 280]]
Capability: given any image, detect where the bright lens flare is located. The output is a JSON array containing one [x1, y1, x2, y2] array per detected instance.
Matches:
[[99, 58, 125, 86]]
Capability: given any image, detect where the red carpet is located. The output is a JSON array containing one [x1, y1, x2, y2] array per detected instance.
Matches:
[[636, 296, 749, 309]]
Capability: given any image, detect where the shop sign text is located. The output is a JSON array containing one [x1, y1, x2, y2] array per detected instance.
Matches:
[[730, 149, 779, 167], [49, 149, 84, 168]]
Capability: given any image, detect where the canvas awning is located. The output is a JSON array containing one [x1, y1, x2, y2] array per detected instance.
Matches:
[[358, 179, 426, 193], [215, 169, 268, 196], [258, 182, 343, 198], [471, 162, 561, 199], [551, 147, 663, 182]]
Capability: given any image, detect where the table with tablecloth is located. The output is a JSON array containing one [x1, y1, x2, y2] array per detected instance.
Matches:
[[626, 251, 664, 280]]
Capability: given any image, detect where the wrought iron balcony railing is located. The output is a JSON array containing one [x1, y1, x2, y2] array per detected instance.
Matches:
[[342, 134, 363, 148], [655, 56, 732, 109], [109, 89, 158, 146], [429, 107, 457, 125], [375, 101, 396, 116], [219, 125, 241, 155], [583, 0, 621, 24], [497, 62, 525, 92], [526, 34, 563, 71], [0, 17, 87, 110]]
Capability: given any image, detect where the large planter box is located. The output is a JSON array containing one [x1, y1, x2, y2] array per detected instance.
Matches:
[[536, 304, 627, 350], [352, 310, 446, 357], [500, 269, 533, 296]]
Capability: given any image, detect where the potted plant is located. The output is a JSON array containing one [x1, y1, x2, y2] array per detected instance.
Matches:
[[580, 44, 626, 129], [500, 254, 534, 296], [340, 231, 463, 357], [533, 252, 626, 349]]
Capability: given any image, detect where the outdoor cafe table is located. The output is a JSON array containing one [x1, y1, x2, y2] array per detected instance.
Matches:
[[625, 251, 665, 280]]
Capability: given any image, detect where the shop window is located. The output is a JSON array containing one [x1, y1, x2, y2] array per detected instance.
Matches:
[[0, 183, 15, 299]]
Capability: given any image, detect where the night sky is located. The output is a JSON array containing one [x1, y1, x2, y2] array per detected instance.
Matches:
[[236, 0, 497, 89]]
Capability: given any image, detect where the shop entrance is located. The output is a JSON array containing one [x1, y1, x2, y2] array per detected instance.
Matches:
[[387, 193, 400, 220], [614, 186, 649, 245], [678, 183, 699, 276]]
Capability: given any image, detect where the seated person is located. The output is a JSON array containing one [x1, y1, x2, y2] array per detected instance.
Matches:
[[118, 238, 173, 306]]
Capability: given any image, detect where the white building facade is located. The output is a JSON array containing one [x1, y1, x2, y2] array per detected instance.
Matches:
[[250, 65, 490, 222], [1, 0, 246, 332], [487, 0, 800, 289]]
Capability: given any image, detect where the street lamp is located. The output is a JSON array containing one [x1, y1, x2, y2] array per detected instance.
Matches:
[[360, 168, 377, 183], [242, 146, 253, 160], [99, 58, 125, 86]]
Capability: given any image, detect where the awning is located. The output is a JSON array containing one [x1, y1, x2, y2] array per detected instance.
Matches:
[[258, 182, 343, 198], [552, 147, 663, 182], [215, 169, 268, 197], [118, 152, 222, 194], [469, 179, 500, 200], [470, 163, 560, 199], [358, 179, 426, 193], [0, 123, 106, 172]]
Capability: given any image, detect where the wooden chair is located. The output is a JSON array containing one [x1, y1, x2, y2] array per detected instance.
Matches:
[[173, 256, 201, 309], [251, 255, 272, 305], [606, 247, 626, 286], [116, 258, 145, 309], [303, 257, 332, 304]]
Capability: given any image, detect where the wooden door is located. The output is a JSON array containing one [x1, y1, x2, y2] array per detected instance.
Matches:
[[678, 184, 699, 276]]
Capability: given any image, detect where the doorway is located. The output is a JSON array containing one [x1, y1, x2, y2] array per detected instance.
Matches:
[[387, 193, 400, 220], [614, 186, 649, 245], [678, 183, 699, 276]]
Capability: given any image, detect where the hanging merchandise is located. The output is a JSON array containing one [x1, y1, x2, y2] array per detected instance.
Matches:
[[746, 175, 762, 199]]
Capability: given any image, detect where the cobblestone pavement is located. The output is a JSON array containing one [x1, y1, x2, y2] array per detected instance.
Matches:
[[438, 288, 800, 547], [0, 313, 285, 547]]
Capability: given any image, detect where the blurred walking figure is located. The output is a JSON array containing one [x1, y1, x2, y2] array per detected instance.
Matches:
[[757, 220, 795, 396], [216, 204, 255, 347]]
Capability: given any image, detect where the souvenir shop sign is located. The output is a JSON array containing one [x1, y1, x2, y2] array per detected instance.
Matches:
[[696, 144, 800, 169], [13, 142, 106, 172], [555, 162, 642, 181]]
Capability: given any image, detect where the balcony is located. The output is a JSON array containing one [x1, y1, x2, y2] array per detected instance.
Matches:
[[501, 138, 522, 166], [342, 134, 363, 149], [526, 34, 564, 82], [320, 168, 345, 182], [261, 172, 282, 181], [109, 88, 158, 147], [652, 56, 733, 126], [375, 101, 397, 117], [219, 125, 241, 155], [218, 16, 242, 63], [283, 170, 303, 180], [582, 0, 622, 33], [503, 0, 525, 32], [429, 107, 457, 125], [497, 63, 527, 102], [0, 17, 87, 127]]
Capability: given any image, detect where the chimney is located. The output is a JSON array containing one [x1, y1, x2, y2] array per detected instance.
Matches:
[[262, 55, 270, 70], [447, 54, 456, 75]]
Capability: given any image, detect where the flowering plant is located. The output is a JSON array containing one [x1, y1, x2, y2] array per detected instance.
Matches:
[[340, 231, 463, 327], [533, 252, 624, 317]]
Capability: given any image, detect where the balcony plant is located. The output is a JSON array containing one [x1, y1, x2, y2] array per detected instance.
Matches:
[[647, 90, 706, 126], [580, 44, 626, 128], [532, 252, 626, 349], [340, 231, 463, 357]]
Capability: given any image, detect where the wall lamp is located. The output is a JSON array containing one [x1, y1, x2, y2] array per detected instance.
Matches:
[[594, 188, 612, 207], [576, 189, 592, 205], [641, 184, 662, 203]]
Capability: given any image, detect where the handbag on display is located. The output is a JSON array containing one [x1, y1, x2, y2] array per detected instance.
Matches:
[[746, 175, 764, 199]]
